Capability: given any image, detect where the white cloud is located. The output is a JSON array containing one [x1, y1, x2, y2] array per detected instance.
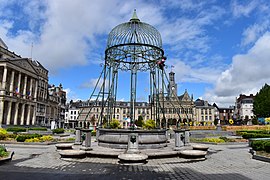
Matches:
[[231, 0, 259, 18], [241, 20, 270, 46], [64, 88, 81, 102], [169, 58, 222, 84], [205, 32, 270, 106]]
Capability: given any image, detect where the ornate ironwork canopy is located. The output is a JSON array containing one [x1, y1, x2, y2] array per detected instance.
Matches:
[[105, 10, 164, 71]]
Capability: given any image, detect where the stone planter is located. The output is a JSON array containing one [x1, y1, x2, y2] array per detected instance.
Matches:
[[0, 151, 14, 164]]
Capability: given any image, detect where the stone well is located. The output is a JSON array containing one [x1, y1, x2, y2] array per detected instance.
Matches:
[[97, 128, 167, 149]]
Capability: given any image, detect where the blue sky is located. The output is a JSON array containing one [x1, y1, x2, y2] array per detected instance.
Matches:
[[1, 0, 270, 107]]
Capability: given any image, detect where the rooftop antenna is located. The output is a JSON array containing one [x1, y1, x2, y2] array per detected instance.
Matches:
[[30, 42, 33, 59]]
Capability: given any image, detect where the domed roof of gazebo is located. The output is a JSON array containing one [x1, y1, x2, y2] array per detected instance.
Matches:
[[106, 10, 163, 50]]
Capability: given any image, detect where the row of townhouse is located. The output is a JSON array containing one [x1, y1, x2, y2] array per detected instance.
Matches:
[[64, 72, 216, 129], [63, 71, 256, 129], [0, 38, 66, 128]]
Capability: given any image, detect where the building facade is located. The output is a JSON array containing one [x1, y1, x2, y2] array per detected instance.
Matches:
[[0, 38, 66, 127], [235, 94, 254, 125], [213, 103, 234, 125], [194, 99, 215, 126]]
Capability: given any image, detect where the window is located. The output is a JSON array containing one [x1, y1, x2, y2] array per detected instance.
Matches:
[[71, 111, 73, 115], [74, 111, 76, 115]]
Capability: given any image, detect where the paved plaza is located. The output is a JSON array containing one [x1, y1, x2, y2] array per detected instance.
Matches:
[[0, 141, 269, 180]]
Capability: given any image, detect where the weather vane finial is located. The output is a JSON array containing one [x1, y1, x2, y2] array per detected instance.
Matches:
[[130, 9, 140, 22]]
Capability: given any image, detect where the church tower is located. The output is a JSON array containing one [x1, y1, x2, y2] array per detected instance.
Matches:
[[168, 71, 177, 98]]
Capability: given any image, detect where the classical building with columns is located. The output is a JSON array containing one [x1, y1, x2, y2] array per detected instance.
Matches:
[[0, 38, 66, 127]]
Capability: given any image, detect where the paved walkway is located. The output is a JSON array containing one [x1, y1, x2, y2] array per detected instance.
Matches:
[[0, 141, 269, 180]]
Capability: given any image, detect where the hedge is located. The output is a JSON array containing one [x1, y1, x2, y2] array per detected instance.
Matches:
[[251, 140, 270, 152], [265, 141, 270, 153], [52, 128, 65, 134], [242, 133, 270, 139], [236, 130, 270, 136], [16, 134, 42, 142], [6, 127, 26, 132]]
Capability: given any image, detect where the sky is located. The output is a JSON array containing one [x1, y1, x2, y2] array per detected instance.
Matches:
[[1, 0, 270, 107]]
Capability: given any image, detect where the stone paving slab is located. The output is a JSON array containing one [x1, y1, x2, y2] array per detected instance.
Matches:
[[1, 142, 270, 180]]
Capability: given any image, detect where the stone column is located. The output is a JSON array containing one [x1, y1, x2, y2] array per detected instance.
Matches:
[[6, 101, 12, 125], [28, 78, 33, 99], [26, 105, 31, 125], [184, 129, 190, 145], [1, 66, 7, 95], [0, 101, 4, 125], [74, 127, 82, 145], [32, 105, 36, 125], [20, 104, 25, 125], [34, 80, 38, 100], [14, 103, 19, 125], [23, 75, 27, 99], [17, 72, 21, 97], [9, 70, 15, 96], [174, 129, 185, 150], [80, 129, 92, 151]]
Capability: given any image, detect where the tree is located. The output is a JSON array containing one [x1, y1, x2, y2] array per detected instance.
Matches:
[[253, 84, 270, 117], [90, 116, 96, 126], [143, 119, 156, 129], [109, 119, 121, 129], [135, 115, 144, 127]]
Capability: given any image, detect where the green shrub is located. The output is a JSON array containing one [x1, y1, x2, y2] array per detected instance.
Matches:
[[264, 141, 270, 153], [25, 138, 40, 143], [202, 138, 225, 143], [219, 136, 236, 142], [251, 140, 266, 151], [15, 134, 42, 142], [143, 119, 156, 130], [6, 134, 17, 139], [65, 137, 75, 142], [109, 119, 121, 129], [29, 127, 47, 131], [91, 130, 96, 136], [242, 133, 270, 139], [39, 135, 54, 142], [0, 128, 8, 140], [6, 127, 26, 132], [52, 128, 65, 134], [0, 145, 8, 157]]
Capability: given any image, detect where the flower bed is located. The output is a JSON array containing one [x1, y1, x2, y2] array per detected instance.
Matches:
[[222, 125, 269, 131], [189, 126, 216, 130]]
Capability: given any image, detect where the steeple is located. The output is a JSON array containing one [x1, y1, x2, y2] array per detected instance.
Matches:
[[130, 9, 140, 22]]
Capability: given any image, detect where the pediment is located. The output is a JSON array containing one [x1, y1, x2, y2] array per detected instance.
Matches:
[[11, 59, 37, 74]]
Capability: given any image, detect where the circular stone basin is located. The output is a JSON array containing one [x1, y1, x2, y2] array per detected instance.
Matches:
[[180, 150, 207, 159], [55, 143, 73, 150], [59, 150, 86, 158], [192, 144, 209, 151], [118, 153, 148, 164], [98, 128, 167, 149]]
